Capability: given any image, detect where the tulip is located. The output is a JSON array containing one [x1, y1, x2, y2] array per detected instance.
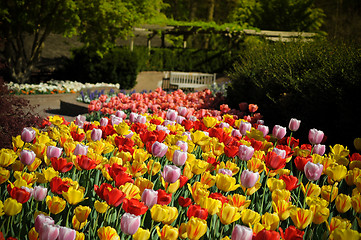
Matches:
[[239, 121, 252, 135], [187, 204, 208, 220], [308, 128, 324, 145], [0, 167, 10, 184], [215, 173, 240, 192], [32, 185, 48, 201], [141, 189, 158, 208], [21, 127, 36, 143], [111, 115, 123, 126], [304, 161, 323, 181], [272, 200, 291, 221], [172, 150, 187, 166], [151, 141, 168, 158], [264, 151, 287, 170], [73, 144, 88, 156], [272, 148, 286, 159], [198, 197, 222, 215], [19, 149, 36, 166], [46, 146, 62, 159], [51, 157, 73, 173], [3, 197, 22, 216], [91, 128, 102, 141], [231, 224, 253, 240], [238, 145, 254, 161], [272, 125, 287, 140], [186, 217, 207, 240], [178, 106, 188, 116], [330, 229, 361, 240], [58, 226, 76, 240], [46, 195, 66, 214], [0, 149, 17, 167], [162, 165, 181, 183], [39, 224, 59, 240], [335, 194, 352, 213], [352, 194, 361, 213], [288, 118, 301, 131], [290, 207, 313, 230], [240, 169, 259, 188], [313, 144, 326, 155], [62, 186, 86, 205], [166, 109, 178, 121], [257, 125, 269, 137], [255, 229, 281, 240], [74, 205, 91, 223], [94, 200, 109, 214], [175, 140, 188, 152], [156, 224, 179, 240], [325, 164, 347, 182], [231, 129, 242, 138], [97, 226, 120, 240], [129, 112, 139, 123], [217, 203, 241, 225], [218, 168, 233, 176], [309, 204, 329, 224], [35, 214, 54, 233], [121, 213, 141, 235], [132, 227, 150, 240], [99, 117, 109, 127], [115, 110, 126, 119], [241, 209, 261, 226], [136, 115, 147, 124], [176, 115, 185, 124], [28, 227, 39, 240]]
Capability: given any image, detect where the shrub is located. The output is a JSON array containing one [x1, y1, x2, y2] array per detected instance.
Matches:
[[227, 39, 361, 148]]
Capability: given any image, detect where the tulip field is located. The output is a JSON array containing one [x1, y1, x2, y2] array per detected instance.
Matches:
[[1, 87, 361, 240]]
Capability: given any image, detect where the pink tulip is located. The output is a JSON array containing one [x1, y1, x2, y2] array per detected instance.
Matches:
[[33, 186, 48, 201], [156, 125, 170, 134], [20, 149, 36, 165], [232, 224, 253, 240], [218, 168, 233, 176], [313, 144, 326, 156], [288, 118, 301, 131], [162, 165, 181, 183], [141, 189, 158, 208], [58, 226, 76, 240], [238, 145, 254, 161], [111, 115, 123, 126], [272, 148, 286, 159], [231, 129, 242, 138], [115, 110, 127, 119], [308, 128, 324, 145], [182, 132, 191, 140], [21, 127, 36, 143], [39, 224, 59, 240], [219, 122, 230, 129], [120, 213, 141, 235], [99, 117, 109, 127], [35, 214, 54, 233], [166, 109, 178, 121], [304, 161, 323, 181], [176, 116, 185, 125], [129, 112, 139, 123], [272, 125, 287, 139], [239, 121, 252, 135], [189, 116, 197, 121], [136, 115, 147, 124], [257, 120, 264, 125], [74, 115, 86, 128], [172, 150, 187, 166], [124, 130, 134, 139], [241, 170, 259, 188], [91, 128, 102, 141], [257, 125, 269, 137], [73, 144, 88, 156], [151, 141, 168, 158], [163, 120, 175, 126], [177, 107, 188, 117], [46, 146, 62, 159], [175, 140, 188, 152]]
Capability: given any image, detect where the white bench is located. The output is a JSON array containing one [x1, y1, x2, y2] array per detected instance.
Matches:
[[167, 71, 216, 90]]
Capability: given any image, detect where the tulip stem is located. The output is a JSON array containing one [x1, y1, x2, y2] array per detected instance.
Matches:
[[220, 225, 225, 239], [149, 159, 157, 181], [288, 132, 293, 147], [303, 182, 311, 208], [327, 183, 336, 225], [259, 170, 270, 214], [66, 205, 73, 228], [141, 211, 147, 227]]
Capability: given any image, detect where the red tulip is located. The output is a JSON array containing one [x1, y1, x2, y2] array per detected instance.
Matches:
[[157, 189, 172, 206], [94, 183, 114, 201], [109, 163, 134, 187], [8, 186, 31, 203], [255, 229, 281, 240], [187, 204, 208, 220], [209, 192, 229, 204], [264, 151, 287, 170], [179, 175, 189, 188], [103, 186, 126, 207], [181, 120, 194, 131], [122, 198, 148, 216], [279, 226, 304, 240], [70, 131, 85, 142], [76, 155, 98, 170], [50, 177, 70, 195], [51, 157, 73, 173], [279, 175, 300, 191], [178, 196, 192, 207], [224, 145, 239, 158], [294, 156, 312, 172]]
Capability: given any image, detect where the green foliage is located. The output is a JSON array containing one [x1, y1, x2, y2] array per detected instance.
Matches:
[[65, 48, 139, 89], [227, 39, 361, 147]]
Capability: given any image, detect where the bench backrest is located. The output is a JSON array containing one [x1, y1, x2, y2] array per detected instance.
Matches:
[[169, 72, 216, 85]]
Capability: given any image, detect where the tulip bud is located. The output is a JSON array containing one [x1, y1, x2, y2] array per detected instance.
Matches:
[[120, 213, 141, 235], [218, 168, 233, 176], [272, 125, 287, 140], [91, 129, 102, 141], [272, 148, 286, 159], [238, 145, 254, 161], [20, 149, 36, 165], [33, 185, 48, 201], [313, 144, 326, 156], [162, 165, 181, 183], [308, 128, 324, 145], [111, 115, 122, 126], [257, 125, 269, 137], [304, 161, 323, 181], [39, 224, 59, 240], [21, 127, 36, 143], [241, 170, 259, 188], [99, 117, 109, 127], [172, 150, 187, 166], [239, 121, 252, 135], [166, 109, 178, 121], [151, 141, 168, 158], [46, 146, 62, 159], [231, 129, 242, 138], [35, 214, 55, 233], [175, 141, 188, 152], [58, 226, 76, 240], [288, 118, 301, 132], [73, 144, 88, 156], [232, 224, 253, 240], [141, 189, 158, 208]]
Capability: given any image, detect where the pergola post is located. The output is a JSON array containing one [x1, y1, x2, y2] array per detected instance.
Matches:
[[130, 37, 134, 51]]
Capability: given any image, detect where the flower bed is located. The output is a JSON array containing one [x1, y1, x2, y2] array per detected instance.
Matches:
[[0, 96, 361, 239], [6, 80, 120, 95]]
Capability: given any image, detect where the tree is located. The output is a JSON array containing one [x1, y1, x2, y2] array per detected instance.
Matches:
[[0, 0, 166, 83]]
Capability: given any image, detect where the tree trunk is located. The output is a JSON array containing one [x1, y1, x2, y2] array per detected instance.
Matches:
[[189, 0, 197, 21], [208, 0, 215, 22]]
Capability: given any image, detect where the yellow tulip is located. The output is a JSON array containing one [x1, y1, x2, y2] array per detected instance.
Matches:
[[156, 224, 179, 240], [309, 204, 329, 224], [329, 216, 352, 233], [215, 173, 240, 192], [267, 178, 286, 192], [13, 171, 37, 187], [12, 135, 24, 151], [191, 131, 210, 146], [216, 161, 240, 175], [0, 167, 10, 185], [116, 151, 132, 163], [212, 141, 225, 157], [0, 149, 17, 167], [127, 160, 148, 177], [200, 172, 216, 188], [271, 189, 291, 203], [272, 200, 292, 221], [74, 205, 91, 223], [335, 194, 352, 213], [133, 227, 150, 240], [72, 215, 87, 231], [183, 162, 194, 179], [27, 157, 42, 172], [0, 200, 4, 216], [190, 159, 209, 175], [188, 182, 210, 205], [321, 184, 338, 202], [241, 209, 261, 226], [42, 167, 59, 182], [147, 160, 161, 176], [242, 182, 262, 196], [306, 196, 329, 208], [302, 182, 321, 198], [114, 121, 131, 136], [46, 195, 66, 215], [119, 182, 141, 200], [133, 149, 150, 163], [75, 231, 85, 240], [151, 204, 178, 224], [253, 222, 265, 235], [325, 164, 347, 182], [354, 138, 361, 151], [3, 198, 22, 216], [329, 144, 350, 166], [351, 194, 361, 213], [198, 197, 222, 215], [329, 228, 361, 240], [290, 207, 313, 230], [134, 177, 154, 195], [227, 194, 251, 211], [261, 212, 280, 231], [97, 226, 120, 240], [62, 186, 86, 205], [217, 203, 241, 225], [203, 116, 218, 128], [94, 200, 109, 214], [28, 227, 39, 240], [186, 217, 207, 240]]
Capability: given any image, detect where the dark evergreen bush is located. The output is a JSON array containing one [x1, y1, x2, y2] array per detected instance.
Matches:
[[227, 39, 361, 148]]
